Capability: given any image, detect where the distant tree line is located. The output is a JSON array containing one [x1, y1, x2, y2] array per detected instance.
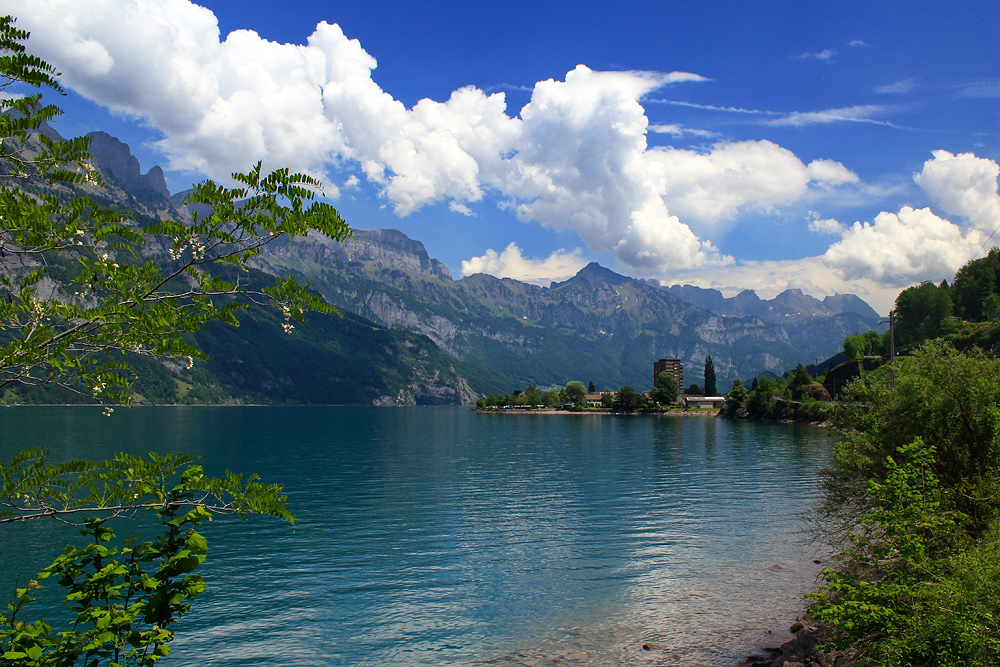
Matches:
[[476, 360, 717, 414]]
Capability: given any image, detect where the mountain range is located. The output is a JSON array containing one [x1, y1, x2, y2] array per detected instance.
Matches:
[[661, 283, 879, 323], [3, 125, 885, 404], [261, 226, 883, 394]]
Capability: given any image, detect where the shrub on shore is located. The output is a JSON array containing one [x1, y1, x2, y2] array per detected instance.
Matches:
[[808, 342, 1000, 666], [721, 366, 831, 423]]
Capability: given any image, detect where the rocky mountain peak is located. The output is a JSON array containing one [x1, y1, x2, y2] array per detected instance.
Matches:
[[823, 293, 882, 319], [86, 132, 171, 206], [345, 229, 452, 281], [771, 288, 832, 317], [551, 262, 632, 289], [733, 289, 764, 306]]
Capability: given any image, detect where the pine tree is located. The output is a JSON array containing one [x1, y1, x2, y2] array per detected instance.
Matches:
[[704, 356, 717, 396]]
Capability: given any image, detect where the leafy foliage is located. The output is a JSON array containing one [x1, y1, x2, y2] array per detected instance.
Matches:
[[803, 252, 1000, 665], [721, 367, 830, 423], [0, 16, 326, 665], [809, 439, 980, 664], [951, 248, 1000, 322], [894, 280, 954, 349], [721, 379, 747, 417], [842, 330, 885, 362], [563, 380, 587, 406], [648, 370, 678, 405], [0, 450, 293, 666], [822, 341, 1000, 533], [744, 377, 778, 417], [612, 385, 644, 412], [0, 448, 293, 526], [788, 363, 812, 391], [0, 17, 351, 405], [810, 344, 1000, 666]]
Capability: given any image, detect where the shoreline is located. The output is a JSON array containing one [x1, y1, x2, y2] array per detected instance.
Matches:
[[484, 406, 838, 666], [4, 402, 835, 665], [473, 408, 720, 416], [736, 616, 843, 667]]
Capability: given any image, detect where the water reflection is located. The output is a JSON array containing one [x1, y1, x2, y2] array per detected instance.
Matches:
[[0, 407, 834, 667]]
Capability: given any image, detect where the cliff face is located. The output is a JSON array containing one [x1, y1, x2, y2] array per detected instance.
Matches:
[[2, 127, 501, 406], [268, 228, 452, 284], [7, 123, 884, 400], [262, 231, 874, 389], [86, 132, 172, 209]]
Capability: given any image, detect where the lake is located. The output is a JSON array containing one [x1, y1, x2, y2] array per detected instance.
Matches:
[[0, 406, 835, 666]]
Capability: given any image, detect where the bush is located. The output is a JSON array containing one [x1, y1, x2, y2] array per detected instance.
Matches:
[[822, 341, 1000, 535], [613, 385, 644, 412], [721, 379, 748, 417], [795, 398, 829, 423], [811, 343, 1000, 665], [745, 377, 778, 418]]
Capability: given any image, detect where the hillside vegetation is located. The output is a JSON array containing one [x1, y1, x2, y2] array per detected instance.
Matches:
[[806, 343, 1000, 665], [0, 129, 508, 405], [726, 250, 1000, 665], [721, 249, 1000, 422]]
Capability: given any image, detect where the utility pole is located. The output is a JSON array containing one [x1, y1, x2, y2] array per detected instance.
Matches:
[[881, 310, 896, 388]]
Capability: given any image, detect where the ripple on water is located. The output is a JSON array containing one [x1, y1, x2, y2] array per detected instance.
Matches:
[[0, 407, 834, 667]]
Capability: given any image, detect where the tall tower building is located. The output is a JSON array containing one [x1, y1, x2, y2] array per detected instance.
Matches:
[[653, 358, 684, 390]]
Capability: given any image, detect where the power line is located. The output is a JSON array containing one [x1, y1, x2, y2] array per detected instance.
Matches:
[[970, 219, 1000, 262]]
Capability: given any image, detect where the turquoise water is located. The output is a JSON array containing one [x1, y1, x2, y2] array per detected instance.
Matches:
[[0, 406, 834, 666]]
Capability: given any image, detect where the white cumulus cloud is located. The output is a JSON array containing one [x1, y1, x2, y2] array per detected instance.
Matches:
[[807, 159, 861, 187], [7, 0, 865, 279], [809, 215, 845, 235], [671, 151, 1000, 314], [644, 141, 858, 226], [914, 150, 1000, 234], [822, 206, 982, 283], [494, 64, 727, 270], [460, 244, 586, 285]]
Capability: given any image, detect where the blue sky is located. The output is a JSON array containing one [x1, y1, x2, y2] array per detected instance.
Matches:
[[8, 1, 1000, 313]]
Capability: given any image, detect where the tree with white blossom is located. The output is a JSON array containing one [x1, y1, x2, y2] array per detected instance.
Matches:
[[0, 16, 350, 665]]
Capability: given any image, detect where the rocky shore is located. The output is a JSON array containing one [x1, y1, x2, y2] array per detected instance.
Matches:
[[736, 617, 854, 667]]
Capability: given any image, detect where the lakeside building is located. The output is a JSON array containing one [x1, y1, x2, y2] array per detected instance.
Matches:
[[683, 395, 725, 409], [653, 357, 684, 389], [584, 392, 615, 407]]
